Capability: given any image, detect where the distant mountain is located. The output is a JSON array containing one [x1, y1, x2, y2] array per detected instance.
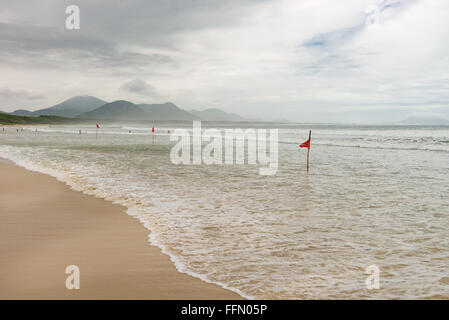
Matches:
[[272, 118, 291, 123], [189, 108, 246, 121], [400, 115, 449, 125], [79, 101, 199, 121], [33, 96, 107, 117], [79, 100, 147, 120], [139, 102, 198, 120], [10, 109, 36, 117], [4, 96, 249, 122], [0, 113, 78, 125]]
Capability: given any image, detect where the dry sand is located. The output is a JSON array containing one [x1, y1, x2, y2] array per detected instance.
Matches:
[[0, 159, 241, 299]]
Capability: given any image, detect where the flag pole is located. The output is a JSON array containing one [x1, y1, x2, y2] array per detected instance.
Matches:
[[152, 120, 155, 145], [306, 130, 311, 172]]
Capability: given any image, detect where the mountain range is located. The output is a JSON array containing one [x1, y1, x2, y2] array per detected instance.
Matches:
[[11, 96, 107, 118], [189, 108, 246, 122], [400, 115, 449, 125], [8, 96, 248, 122]]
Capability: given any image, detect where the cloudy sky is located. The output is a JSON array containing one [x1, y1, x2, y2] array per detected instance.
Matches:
[[0, 0, 448, 122]]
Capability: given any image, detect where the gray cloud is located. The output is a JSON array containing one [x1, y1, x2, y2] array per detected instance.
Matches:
[[0, 88, 45, 100], [0, 0, 448, 122], [121, 79, 157, 96], [0, 21, 175, 71]]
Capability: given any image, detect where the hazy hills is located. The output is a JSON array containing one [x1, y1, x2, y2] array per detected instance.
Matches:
[[189, 108, 246, 122], [10, 109, 36, 117], [7, 96, 248, 122], [79, 101, 199, 121], [5, 96, 449, 124], [80, 100, 148, 120], [400, 116, 449, 125], [136, 102, 199, 121], [0, 112, 76, 125], [11, 96, 106, 118]]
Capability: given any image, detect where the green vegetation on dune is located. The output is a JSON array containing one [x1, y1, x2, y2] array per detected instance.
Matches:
[[0, 112, 79, 125]]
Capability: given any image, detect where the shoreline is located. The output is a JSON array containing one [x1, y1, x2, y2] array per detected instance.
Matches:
[[0, 158, 242, 299]]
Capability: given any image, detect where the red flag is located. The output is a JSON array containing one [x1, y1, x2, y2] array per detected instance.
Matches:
[[96, 123, 100, 129], [299, 139, 310, 149], [152, 127, 154, 133]]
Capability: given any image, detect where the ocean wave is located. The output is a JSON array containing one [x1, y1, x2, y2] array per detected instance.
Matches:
[[2, 124, 449, 299], [0, 145, 252, 299], [278, 140, 449, 153]]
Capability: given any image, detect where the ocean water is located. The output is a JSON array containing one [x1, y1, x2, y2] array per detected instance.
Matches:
[[1, 122, 448, 299]]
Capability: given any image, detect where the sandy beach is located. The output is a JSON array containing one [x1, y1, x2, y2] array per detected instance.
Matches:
[[0, 158, 241, 299]]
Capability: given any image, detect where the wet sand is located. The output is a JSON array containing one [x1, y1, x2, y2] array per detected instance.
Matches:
[[0, 159, 241, 299]]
